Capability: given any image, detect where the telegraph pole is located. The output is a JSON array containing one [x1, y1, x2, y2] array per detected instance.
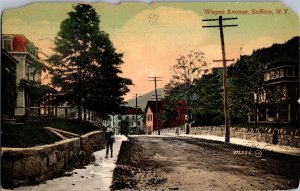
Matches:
[[202, 16, 238, 143], [148, 77, 162, 135], [132, 93, 141, 132]]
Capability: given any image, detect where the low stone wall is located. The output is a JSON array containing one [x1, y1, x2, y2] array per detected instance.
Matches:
[[154, 126, 300, 148], [1, 130, 105, 188], [191, 126, 300, 148]]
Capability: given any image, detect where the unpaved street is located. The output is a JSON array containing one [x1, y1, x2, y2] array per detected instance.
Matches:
[[111, 136, 299, 191]]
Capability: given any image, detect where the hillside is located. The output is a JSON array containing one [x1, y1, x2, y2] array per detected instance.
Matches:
[[125, 88, 165, 111]]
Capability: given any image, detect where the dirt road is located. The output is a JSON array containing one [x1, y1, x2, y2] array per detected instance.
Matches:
[[111, 136, 299, 191]]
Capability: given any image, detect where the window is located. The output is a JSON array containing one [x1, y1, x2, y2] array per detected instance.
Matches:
[[274, 70, 279, 79], [264, 72, 270, 81], [147, 114, 152, 121], [132, 116, 135, 120], [25, 64, 30, 80], [270, 71, 275, 79], [138, 121, 140, 126], [118, 115, 121, 120], [3, 39, 12, 51], [126, 116, 129, 120], [279, 69, 285, 77]]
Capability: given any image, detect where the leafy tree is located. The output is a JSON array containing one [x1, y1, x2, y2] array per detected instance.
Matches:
[[169, 50, 208, 133], [161, 83, 185, 128], [191, 71, 224, 126], [49, 4, 132, 120], [86, 32, 132, 117], [228, 56, 264, 126], [171, 50, 208, 86], [18, 79, 56, 105], [49, 4, 100, 120]]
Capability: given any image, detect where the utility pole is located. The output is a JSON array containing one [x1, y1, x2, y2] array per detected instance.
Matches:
[[148, 77, 162, 135], [132, 93, 141, 133], [202, 16, 238, 143]]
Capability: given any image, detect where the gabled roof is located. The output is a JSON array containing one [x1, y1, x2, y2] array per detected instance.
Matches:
[[121, 107, 143, 115], [145, 100, 164, 114]]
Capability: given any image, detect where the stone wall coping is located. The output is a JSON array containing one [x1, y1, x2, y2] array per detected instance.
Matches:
[[2, 137, 79, 153], [80, 130, 102, 138], [45, 127, 80, 137], [2, 130, 103, 153]]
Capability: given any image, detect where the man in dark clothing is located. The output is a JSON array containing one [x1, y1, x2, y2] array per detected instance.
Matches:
[[105, 128, 115, 158]]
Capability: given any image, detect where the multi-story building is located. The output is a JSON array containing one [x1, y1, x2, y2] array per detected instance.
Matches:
[[2, 34, 46, 116], [249, 60, 299, 124], [103, 107, 144, 134], [145, 100, 164, 134]]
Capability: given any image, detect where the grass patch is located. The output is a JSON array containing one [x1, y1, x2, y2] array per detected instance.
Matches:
[[43, 119, 99, 135], [2, 122, 61, 148], [1, 119, 100, 148]]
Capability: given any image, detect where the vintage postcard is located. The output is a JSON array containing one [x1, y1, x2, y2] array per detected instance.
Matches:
[[1, 0, 299, 190]]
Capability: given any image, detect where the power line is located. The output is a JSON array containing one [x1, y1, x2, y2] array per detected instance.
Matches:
[[202, 16, 238, 143]]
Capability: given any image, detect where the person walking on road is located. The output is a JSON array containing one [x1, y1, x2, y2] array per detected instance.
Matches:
[[105, 128, 115, 158]]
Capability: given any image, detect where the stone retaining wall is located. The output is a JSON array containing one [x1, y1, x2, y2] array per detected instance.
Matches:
[[155, 126, 300, 148], [191, 126, 300, 148], [1, 130, 105, 188]]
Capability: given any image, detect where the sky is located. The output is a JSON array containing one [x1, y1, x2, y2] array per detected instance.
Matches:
[[2, 1, 299, 100]]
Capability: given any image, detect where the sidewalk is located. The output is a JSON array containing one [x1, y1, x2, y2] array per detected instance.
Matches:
[[148, 134, 300, 157], [10, 135, 128, 191]]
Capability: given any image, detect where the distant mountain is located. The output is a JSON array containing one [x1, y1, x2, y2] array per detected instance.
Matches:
[[125, 88, 165, 111]]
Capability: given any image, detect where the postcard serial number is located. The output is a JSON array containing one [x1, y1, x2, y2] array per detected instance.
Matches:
[[233, 150, 253, 155]]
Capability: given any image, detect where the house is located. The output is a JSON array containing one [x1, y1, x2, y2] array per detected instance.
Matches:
[[103, 107, 144, 134], [145, 100, 164, 134], [249, 60, 299, 124], [1, 48, 18, 118], [167, 100, 188, 128], [2, 34, 47, 116]]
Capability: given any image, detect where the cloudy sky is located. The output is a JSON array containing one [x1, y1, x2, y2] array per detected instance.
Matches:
[[2, 2, 299, 100]]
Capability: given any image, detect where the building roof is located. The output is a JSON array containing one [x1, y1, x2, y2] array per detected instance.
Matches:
[[121, 107, 144, 115], [145, 100, 164, 114], [2, 34, 50, 69], [264, 59, 299, 71]]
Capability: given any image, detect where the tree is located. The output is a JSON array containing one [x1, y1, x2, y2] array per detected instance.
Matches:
[[161, 83, 185, 128], [49, 4, 100, 120], [85, 32, 132, 118], [228, 56, 264, 126], [49, 4, 132, 120], [191, 70, 224, 126], [171, 51, 208, 85], [171, 50, 208, 134], [18, 79, 56, 105]]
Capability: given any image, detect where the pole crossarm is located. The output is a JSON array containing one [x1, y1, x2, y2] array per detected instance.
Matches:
[[203, 24, 238, 28]]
